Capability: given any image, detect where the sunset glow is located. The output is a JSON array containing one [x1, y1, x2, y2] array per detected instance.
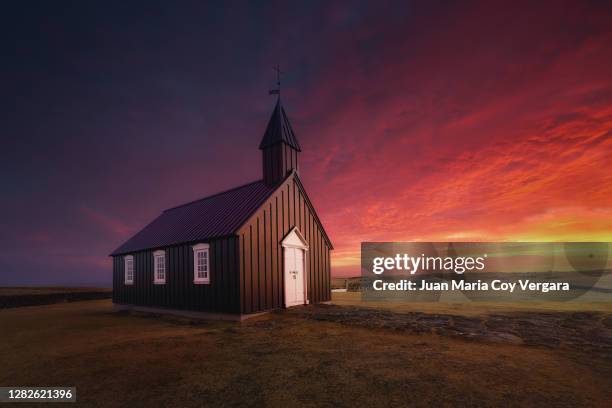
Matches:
[[2, 1, 612, 283]]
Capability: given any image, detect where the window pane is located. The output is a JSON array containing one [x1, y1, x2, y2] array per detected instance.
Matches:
[[126, 259, 134, 282], [155, 255, 165, 281], [195, 250, 209, 281]]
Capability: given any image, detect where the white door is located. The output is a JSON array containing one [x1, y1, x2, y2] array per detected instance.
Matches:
[[284, 247, 305, 307]]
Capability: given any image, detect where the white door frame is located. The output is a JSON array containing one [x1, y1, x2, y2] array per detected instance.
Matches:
[[281, 227, 309, 308]]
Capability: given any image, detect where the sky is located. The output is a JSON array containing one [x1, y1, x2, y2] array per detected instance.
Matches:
[[1, 1, 612, 285]]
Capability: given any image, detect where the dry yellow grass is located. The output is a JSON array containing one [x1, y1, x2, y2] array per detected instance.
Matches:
[[332, 291, 612, 316], [1, 299, 611, 407], [0, 287, 111, 296]]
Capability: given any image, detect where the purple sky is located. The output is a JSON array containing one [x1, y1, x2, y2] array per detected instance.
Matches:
[[2, 1, 612, 285]]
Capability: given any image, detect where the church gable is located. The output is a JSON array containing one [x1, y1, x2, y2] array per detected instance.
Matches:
[[237, 172, 332, 314], [237, 172, 332, 249]]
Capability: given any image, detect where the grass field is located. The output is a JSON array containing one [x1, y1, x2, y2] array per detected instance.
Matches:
[[1, 296, 611, 407], [0, 287, 111, 296], [0, 287, 112, 308], [332, 291, 612, 316]]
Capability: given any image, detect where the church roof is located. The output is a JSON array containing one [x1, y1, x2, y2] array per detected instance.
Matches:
[[258, 99, 301, 151], [110, 179, 278, 256]]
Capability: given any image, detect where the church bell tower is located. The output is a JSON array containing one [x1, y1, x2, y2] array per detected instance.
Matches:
[[259, 98, 301, 186]]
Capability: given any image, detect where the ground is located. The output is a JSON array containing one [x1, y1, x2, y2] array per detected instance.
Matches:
[[0, 287, 111, 308], [332, 291, 612, 315], [0, 287, 111, 296], [1, 294, 611, 407]]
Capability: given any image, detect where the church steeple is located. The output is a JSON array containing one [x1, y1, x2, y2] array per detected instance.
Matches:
[[260, 98, 301, 186]]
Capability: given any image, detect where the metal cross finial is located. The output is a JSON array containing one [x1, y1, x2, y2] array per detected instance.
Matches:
[[269, 65, 281, 97], [274, 64, 281, 89]]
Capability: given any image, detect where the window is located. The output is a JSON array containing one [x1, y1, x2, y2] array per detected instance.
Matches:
[[153, 250, 166, 284], [124, 255, 134, 285], [192, 243, 210, 284]]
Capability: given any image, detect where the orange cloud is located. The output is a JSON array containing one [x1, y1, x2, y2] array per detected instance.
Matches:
[[292, 11, 612, 275]]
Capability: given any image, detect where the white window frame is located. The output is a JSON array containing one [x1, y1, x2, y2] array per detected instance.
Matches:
[[124, 255, 134, 285], [192, 243, 210, 284], [153, 250, 166, 285]]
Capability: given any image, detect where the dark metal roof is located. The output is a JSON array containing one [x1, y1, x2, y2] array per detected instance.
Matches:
[[110, 180, 277, 255], [258, 98, 301, 151]]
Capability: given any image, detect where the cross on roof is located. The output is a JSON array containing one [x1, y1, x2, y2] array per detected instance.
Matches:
[[269, 64, 281, 97], [274, 64, 281, 88]]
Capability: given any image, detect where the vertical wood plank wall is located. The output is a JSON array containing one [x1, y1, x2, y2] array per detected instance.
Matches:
[[238, 178, 332, 314], [262, 144, 299, 186], [112, 236, 240, 314]]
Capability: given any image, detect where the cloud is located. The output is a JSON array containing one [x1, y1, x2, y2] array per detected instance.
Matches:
[[79, 207, 132, 238], [3, 1, 612, 282]]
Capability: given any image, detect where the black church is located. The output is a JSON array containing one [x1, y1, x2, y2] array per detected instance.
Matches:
[[111, 99, 333, 319]]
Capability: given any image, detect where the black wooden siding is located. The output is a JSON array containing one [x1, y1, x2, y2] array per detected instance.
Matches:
[[238, 176, 332, 314], [112, 175, 332, 316], [112, 236, 240, 314], [262, 143, 299, 186]]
